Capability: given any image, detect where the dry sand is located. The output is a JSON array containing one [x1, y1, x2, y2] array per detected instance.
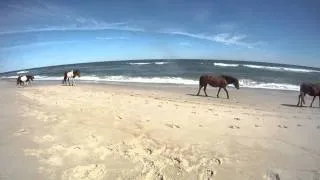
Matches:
[[1, 80, 320, 180]]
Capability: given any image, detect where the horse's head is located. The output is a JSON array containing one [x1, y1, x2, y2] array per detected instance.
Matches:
[[233, 79, 240, 89], [30, 75, 34, 81], [74, 70, 80, 77], [16, 76, 21, 85], [222, 75, 240, 89]]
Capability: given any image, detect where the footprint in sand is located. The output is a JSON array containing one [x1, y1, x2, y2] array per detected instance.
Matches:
[[200, 169, 216, 180], [254, 124, 261, 128], [278, 125, 288, 129], [215, 158, 222, 165], [165, 123, 180, 129], [229, 125, 240, 129], [14, 128, 29, 136], [297, 124, 302, 127], [317, 125, 320, 129], [145, 148, 153, 155]]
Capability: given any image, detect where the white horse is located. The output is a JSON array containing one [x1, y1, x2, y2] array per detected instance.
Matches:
[[17, 75, 34, 86], [62, 69, 80, 86]]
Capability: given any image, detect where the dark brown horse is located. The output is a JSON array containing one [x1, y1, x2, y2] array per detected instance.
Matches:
[[196, 74, 240, 99], [17, 75, 34, 86], [62, 69, 80, 86], [297, 82, 320, 107]]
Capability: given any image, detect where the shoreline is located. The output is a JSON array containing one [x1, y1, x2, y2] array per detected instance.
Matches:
[[1, 79, 320, 179], [1, 76, 301, 92]]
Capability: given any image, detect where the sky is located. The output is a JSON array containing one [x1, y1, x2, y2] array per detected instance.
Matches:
[[0, 0, 319, 72]]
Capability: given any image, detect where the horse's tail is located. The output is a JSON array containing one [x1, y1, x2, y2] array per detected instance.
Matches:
[[299, 83, 307, 104], [62, 72, 67, 84], [16, 76, 20, 85], [199, 75, 207, 87]]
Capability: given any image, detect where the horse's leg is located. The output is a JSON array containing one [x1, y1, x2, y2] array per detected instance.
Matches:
[[223, 87, 229, 99], [217, 88, 221, 98], [68, 78, 70, 86], [302, 93, 306, 106], [297, 94, 301, 106], [196, 85, 202, 96], [319, 96, 320, 107], [310, 96, 316, 107], [203, 84, 208, 96], [72, 78, 74, 86]]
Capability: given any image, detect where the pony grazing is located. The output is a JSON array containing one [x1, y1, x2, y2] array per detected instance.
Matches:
[[297, 82, 320, 107], [62, 69, 80, 86], [196, 74, 240, 99], [17, 75, 34, 86]]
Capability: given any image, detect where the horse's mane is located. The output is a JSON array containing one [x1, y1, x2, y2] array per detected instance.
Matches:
[[220, 74, 238, 83]]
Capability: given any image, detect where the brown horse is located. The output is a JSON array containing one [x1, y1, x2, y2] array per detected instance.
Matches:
[[196, 74, 240, 99], [297, 82, 320, 107]]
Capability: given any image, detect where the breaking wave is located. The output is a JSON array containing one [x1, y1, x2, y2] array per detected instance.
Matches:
[[214, 63, 239, 67], [16, 70, 29, 74], [243, 64, 319, 73]]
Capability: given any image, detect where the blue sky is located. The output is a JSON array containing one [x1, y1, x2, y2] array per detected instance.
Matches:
[[0, 0, 319, 72]]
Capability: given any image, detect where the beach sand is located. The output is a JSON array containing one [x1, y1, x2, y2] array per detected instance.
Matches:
[[1, 80, 320, 180]]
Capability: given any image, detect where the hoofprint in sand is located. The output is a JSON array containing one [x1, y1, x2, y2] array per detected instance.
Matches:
[[14, 84, 320, 180]]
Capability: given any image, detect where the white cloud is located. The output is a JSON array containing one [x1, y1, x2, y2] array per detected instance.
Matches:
[[1, 2, 262, 49], [167, 31, 259, 48], [1, 2, 144, 35], [0, 41, 83, 51]]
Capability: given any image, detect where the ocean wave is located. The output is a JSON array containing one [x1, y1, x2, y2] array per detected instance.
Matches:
[[243, 64, 319, 73], [214, 63, 239, 67], [239, 79, 299, 91], [1, 75, 19, 79], [128, 62, 151, 65], [154, 62, 169, 65], [34, 76, 62, 80], [16, 70, 29, 74], [80, 76, 198, 85], [129, 62, 168, 65]]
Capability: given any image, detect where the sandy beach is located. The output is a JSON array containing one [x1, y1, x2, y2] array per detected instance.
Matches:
[[1, 79, 320, 180]]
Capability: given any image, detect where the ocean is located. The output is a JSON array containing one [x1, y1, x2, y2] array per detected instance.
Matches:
[[1, 59, 320, 91]]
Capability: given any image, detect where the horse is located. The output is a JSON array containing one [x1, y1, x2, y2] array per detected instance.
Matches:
[[297, 82, 320, 107], [17, 75, 34, 87], [62, 69, 80, 86], [196, 74, 240, 99]]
